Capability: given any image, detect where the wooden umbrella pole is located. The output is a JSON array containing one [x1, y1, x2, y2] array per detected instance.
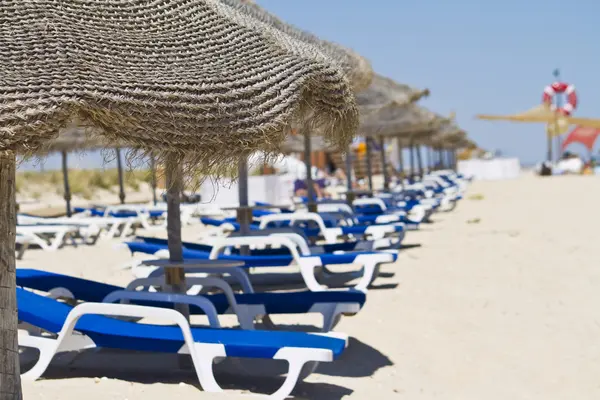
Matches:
[[237, 156, 251, 256], [416, 144, 423, 178], [0, 150, 22, 399], [165, 154, 187, 316], [61, 150, 72, 217], [379, 136, 389, 191], [303, 130, 317, 212], [345, 145, 354, 205], [397, 139, 405, 180], [428, 147, 433, 171], [365, 137, 374, 193], [409, 138, 416, 180], [149, 155, 158, 206], [115, 147, 126, 204]]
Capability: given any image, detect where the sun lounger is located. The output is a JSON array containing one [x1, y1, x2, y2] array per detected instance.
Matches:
[[17, 287, 347, 399], [74, 206, 166, 238], [18, 214, 113, 244], [201, 212, 405, 244], [125, 235, 396, 292], [17, 268, 365, 332], [353, 197, 432, 224], [257, 212, 405, 242], [137, 231, 400, 256], [16, 224, 79, 251]]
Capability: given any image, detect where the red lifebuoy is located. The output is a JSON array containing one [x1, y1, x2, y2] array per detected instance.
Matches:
[[542, 82, 577, 115]]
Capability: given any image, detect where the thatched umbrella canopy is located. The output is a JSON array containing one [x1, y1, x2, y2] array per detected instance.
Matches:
[[353, 75, 429, 191], [0, 1, 359, 397], [361, 105, 451, 139], [215, 0, 373, 213], [224, 0, 373, 92], [281, 134, 334, 153], [357, 74, 429, 120], [422, 125, 468, 169], [358, 105, 451, 186]]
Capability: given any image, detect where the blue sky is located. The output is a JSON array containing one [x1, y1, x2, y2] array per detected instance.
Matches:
[[21, 0, 600, 170], [255, 0, 600, 164]]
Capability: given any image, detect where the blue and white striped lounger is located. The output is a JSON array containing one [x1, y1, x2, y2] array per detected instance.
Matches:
[[17, 287, 347, 399]]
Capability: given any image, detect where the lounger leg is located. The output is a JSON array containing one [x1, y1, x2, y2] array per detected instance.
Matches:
[[104, 222, 121, 239], [270, 348, 331, 400], [354, 262, 380, 292], [28, 234, 50, 251], [120, 220, 135, 239], [48, 231, 67, 251], [352, 254, 393, 292], [19, 330, 96, 381], [297, 258, 327, 292], [321, 304, 344, 332], [186, 343, 226, 392]]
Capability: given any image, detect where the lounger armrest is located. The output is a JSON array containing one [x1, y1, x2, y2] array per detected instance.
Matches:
[[102, 290, 221, 327], [126, 276, 244, 318]]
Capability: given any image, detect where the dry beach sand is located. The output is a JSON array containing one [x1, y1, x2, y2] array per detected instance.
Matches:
[[19, 174, 600, 399]]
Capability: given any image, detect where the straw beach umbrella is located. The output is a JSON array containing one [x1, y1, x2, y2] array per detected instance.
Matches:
[[428, 128, 468, 169], [0, 1, 359, 397], [352, 75, 429, 192], [424, 123, 466, 169], [359, 104, 451, 188], [476, 103, 600, 161], [216, 0, 373, 215]]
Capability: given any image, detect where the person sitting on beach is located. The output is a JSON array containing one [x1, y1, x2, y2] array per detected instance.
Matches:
[[294, 179, 324, 200]]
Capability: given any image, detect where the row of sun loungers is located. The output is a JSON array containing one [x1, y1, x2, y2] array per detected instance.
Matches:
[[16, 170, 469, 398]]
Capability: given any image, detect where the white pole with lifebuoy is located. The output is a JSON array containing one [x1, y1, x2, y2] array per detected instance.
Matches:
[[542, 71, 578, 162]]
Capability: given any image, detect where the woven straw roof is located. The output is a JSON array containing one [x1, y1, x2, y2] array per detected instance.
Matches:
[[224, 0, 373, 91], [32, 124, 112, 155], [358, 74, 429, 121], [426, 124, 468, 148], [40, 129, 102, 155], [0, 0, 359, 174], [360, 104, 449, 138], [281, 134, 333, 153]]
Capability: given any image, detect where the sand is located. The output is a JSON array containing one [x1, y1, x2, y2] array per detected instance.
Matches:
[[18, 173, 600, 399]]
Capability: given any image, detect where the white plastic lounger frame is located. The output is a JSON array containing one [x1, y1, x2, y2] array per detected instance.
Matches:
[[16, 225, 78, 251], [317, 203, 402, 225], [19, 301, 344, 399], [209, 235, 394, 292], [258, 212, 398, 242], [117, 276, 356, 332], [352, 198, 418, 224], [104, 206, 168, 234], [18, 215, 107, 244]]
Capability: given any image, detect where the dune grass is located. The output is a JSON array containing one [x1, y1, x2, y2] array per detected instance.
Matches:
[[16, 168, 153, 200]]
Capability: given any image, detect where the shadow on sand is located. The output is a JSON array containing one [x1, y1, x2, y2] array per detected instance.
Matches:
[[21, 335, 391, 399]]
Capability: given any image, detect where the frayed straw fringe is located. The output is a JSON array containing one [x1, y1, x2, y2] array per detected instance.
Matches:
[[0, 0, 361, 180]]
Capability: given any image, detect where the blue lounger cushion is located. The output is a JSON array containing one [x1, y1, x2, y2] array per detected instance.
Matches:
[[74, 207, 165, 218], [124, 241, 397, 267], [17, 288, 346, 358], [16, 269, 366, 316], [202, 217, 405, 239], [137, 235, 365, 256]]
